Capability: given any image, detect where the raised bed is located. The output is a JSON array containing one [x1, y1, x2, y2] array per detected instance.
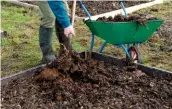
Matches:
[[1, 52, 172, 109], [15, 1, 151, 17], [68, 1, 151, 17]]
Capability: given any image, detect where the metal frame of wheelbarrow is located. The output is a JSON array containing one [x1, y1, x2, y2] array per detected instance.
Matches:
[[78, 0, 142, 62], [1, 52, 172, 86]]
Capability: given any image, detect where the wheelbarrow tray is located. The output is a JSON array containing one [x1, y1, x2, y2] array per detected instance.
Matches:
[[1, 52, 171, 86], [85, 19, 164, 44]]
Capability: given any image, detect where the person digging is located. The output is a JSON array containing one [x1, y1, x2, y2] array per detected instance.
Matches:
[[37, 1, 75, 64], [36, 1, 76, 80]]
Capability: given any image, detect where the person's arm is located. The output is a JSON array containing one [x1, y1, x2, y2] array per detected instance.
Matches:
[[48, 1, 70, 28]]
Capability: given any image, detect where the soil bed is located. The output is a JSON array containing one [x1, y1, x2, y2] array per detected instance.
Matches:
[[68, 1, 150, 17], [1, 52, 172, 109], [20, 1, 150, 17]]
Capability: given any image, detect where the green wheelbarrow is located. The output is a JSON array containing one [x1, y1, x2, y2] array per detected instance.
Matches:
[[78, 0, 164, 64]]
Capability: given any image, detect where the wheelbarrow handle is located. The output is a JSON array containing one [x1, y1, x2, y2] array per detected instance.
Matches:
[[120, 0, 127, 16]]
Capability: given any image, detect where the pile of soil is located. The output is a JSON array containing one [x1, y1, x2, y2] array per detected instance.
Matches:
[[1, 51, 172, 109], [96, 14, 157, 25]]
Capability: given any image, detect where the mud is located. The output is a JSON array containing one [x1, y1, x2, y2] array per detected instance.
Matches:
[[1, 51, 172, 109]]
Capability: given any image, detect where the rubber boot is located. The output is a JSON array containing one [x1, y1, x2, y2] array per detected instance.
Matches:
[[39, 26, 56, 64], [55, 20, 72, 56]]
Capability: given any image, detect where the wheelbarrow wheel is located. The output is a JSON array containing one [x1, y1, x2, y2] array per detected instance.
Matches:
[[126, 46, 139, 65], [126, 46, 140, 71], [134, 45, 143, 64], [126, 46, 143, 64]]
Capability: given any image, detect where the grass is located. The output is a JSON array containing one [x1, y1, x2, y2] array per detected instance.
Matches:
[[1, 2, 41, 76], [134, 1, 172, 19], [1, 1, 172, 76]]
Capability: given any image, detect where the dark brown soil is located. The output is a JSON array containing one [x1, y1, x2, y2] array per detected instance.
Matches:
[[96, 14, 157, 26], [21, 1, 151, 17], [1, 51, 172, 109], [68, 1, 151, 17]]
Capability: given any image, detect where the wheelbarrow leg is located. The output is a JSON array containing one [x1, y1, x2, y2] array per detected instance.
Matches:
[[90, 33, 95, 51], [78, 0, 92, 20], [118, 44, 130, 58], [120, 0, 127, 16], [98, 41, 107, 53], [127, 44, 130, 49]]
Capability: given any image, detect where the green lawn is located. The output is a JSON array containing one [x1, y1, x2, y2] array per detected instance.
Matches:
[[1, 3, 41, 76], [1, 1, 172, 76]]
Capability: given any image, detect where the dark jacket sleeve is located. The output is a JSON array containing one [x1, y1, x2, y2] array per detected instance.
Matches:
[[48, 1, 71, 28]]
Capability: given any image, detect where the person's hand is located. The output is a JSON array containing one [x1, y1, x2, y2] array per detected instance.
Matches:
[[64, 25, 75, 38]]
